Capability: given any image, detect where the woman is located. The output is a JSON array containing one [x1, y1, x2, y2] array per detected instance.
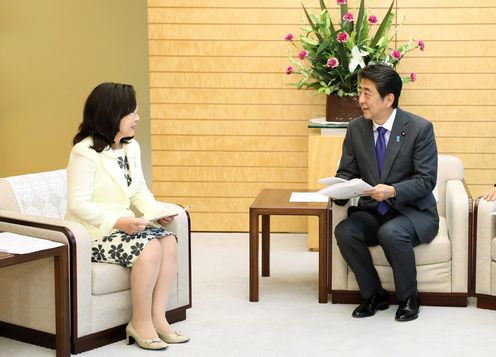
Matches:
[[65, 82, 189, 350]]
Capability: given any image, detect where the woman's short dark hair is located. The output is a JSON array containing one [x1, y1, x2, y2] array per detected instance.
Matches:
[[359, 64, 402, 108], [73, 82, 137, 152]]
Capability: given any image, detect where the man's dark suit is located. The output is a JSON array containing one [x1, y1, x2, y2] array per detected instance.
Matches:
[[334, 107, 439, 301]]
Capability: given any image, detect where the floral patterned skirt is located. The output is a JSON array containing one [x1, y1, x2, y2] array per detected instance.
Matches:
[[91, 227, 176, 268]]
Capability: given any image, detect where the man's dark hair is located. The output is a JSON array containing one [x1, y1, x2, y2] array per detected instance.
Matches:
[[73, 82, 136, 152], [359, 63, 402, 108]]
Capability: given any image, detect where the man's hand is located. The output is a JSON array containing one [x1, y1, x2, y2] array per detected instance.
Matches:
[[114, 217, 150, 234], [364, 184, 396, 202]]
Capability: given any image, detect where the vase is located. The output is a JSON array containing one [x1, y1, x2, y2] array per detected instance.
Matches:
[[326, 94, 362, 122]]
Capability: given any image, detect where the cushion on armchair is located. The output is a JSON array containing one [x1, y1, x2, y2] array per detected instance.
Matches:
[[4, 169, 67, 218], [368, 217, 450, 266]]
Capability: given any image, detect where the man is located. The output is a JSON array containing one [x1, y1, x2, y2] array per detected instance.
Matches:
[[334, 63, 439, 322]]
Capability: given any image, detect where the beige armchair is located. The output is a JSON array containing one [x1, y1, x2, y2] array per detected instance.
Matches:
[[0, 169, 191, 353], [474, 197, 496, 309], [330, 155, 472, 306]]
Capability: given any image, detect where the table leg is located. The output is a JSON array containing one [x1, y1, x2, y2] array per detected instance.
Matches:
[[327, 207, 332, 294], [249, 211, 259, 302], [54, 246, 70, 357], [318, 211, 328, 303], [261, 215, 270, 277]]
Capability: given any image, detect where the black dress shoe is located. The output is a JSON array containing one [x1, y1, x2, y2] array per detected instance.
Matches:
[[352, 290, 389, 318], [395, 291, 420, 322]]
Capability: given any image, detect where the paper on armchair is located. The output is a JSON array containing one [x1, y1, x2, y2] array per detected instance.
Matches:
[[317, 177, 373, 200]]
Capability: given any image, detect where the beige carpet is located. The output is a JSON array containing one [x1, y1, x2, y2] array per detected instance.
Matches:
[[1, 232, 495, 356]]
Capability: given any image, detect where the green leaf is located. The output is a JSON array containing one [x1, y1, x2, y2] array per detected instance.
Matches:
[[340, 0, 349, 18], [297, 77, 307, 88], [354, 0, 366, 44], [319, 0, 327, 11], [319, 1, 335, 34], [340, 0, 352, 34], [316, 42, 327, 55], [302, 3, 323, 43], [371, 0, 394, 48], [336, 43, 349, 71], [301, 36, 319, 46], [300, 25, 313, 33]]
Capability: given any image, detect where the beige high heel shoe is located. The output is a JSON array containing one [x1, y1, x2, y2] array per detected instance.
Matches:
[[156, 328, 190, 344], [126, 322, 169, 350]]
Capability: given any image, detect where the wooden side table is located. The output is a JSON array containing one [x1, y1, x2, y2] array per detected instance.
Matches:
[[249, 189, 331, 303], [0, 245, 69, 357]]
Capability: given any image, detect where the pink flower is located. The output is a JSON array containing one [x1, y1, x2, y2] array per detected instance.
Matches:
[[391, 49, 401, 60], [337, 31, 349, 43], [284, 33, 294, 41], [337, 0, 346, 4], [286, 66, 293, 75], [343, 13, 354, 22], [298, 50, 308, 59], [418, 40, 425, 51], [327, 57, 339, 68], [368, 15, 378, 24], [410, 72, 417, 81]]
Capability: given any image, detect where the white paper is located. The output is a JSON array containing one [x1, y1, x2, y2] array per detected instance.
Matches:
[[144, 205, 191, 222], [0, 232, 63, 254], [290, 192, 329, 203], [318, 178, 373, 199], [318, 176, 347, 186]]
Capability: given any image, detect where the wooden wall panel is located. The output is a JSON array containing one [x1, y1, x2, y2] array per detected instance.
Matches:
[[148, 0, 496, 232], [151, 120, 308, 136], [152, 167, 307, 182], [154, 182, 307, 197], [151, 136, 307, 151], [396, 0, 496, 198], [150, 104, 324, 120], [150, 88, 323, 105]]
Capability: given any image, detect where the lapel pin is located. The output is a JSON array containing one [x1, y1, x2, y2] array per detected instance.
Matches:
[[395, 135, 400, 142], [401, 131, 406, 136]]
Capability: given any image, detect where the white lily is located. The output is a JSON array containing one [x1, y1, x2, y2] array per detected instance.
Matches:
[[348, 46, 369, 73]]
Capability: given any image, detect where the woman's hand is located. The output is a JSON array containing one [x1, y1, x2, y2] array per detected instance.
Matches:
[[114, 217, 150, 234], [157, 215, 175, 226], [483, 186, 496, 201]]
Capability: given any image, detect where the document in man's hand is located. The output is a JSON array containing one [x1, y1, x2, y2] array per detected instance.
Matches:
[[317, 177, 373, 199], [144, 205, 191, 222]]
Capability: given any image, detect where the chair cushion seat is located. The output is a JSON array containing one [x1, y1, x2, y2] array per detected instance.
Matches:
[[92, 262, 131, 295], [371, 216, 450, 266]]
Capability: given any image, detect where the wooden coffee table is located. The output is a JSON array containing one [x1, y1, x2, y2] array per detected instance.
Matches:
[[249, 189, 331, 303], [0, 245, 69, 357]]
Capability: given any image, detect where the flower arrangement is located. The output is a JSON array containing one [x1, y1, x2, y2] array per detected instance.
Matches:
[[286, 0, 424, 97]]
